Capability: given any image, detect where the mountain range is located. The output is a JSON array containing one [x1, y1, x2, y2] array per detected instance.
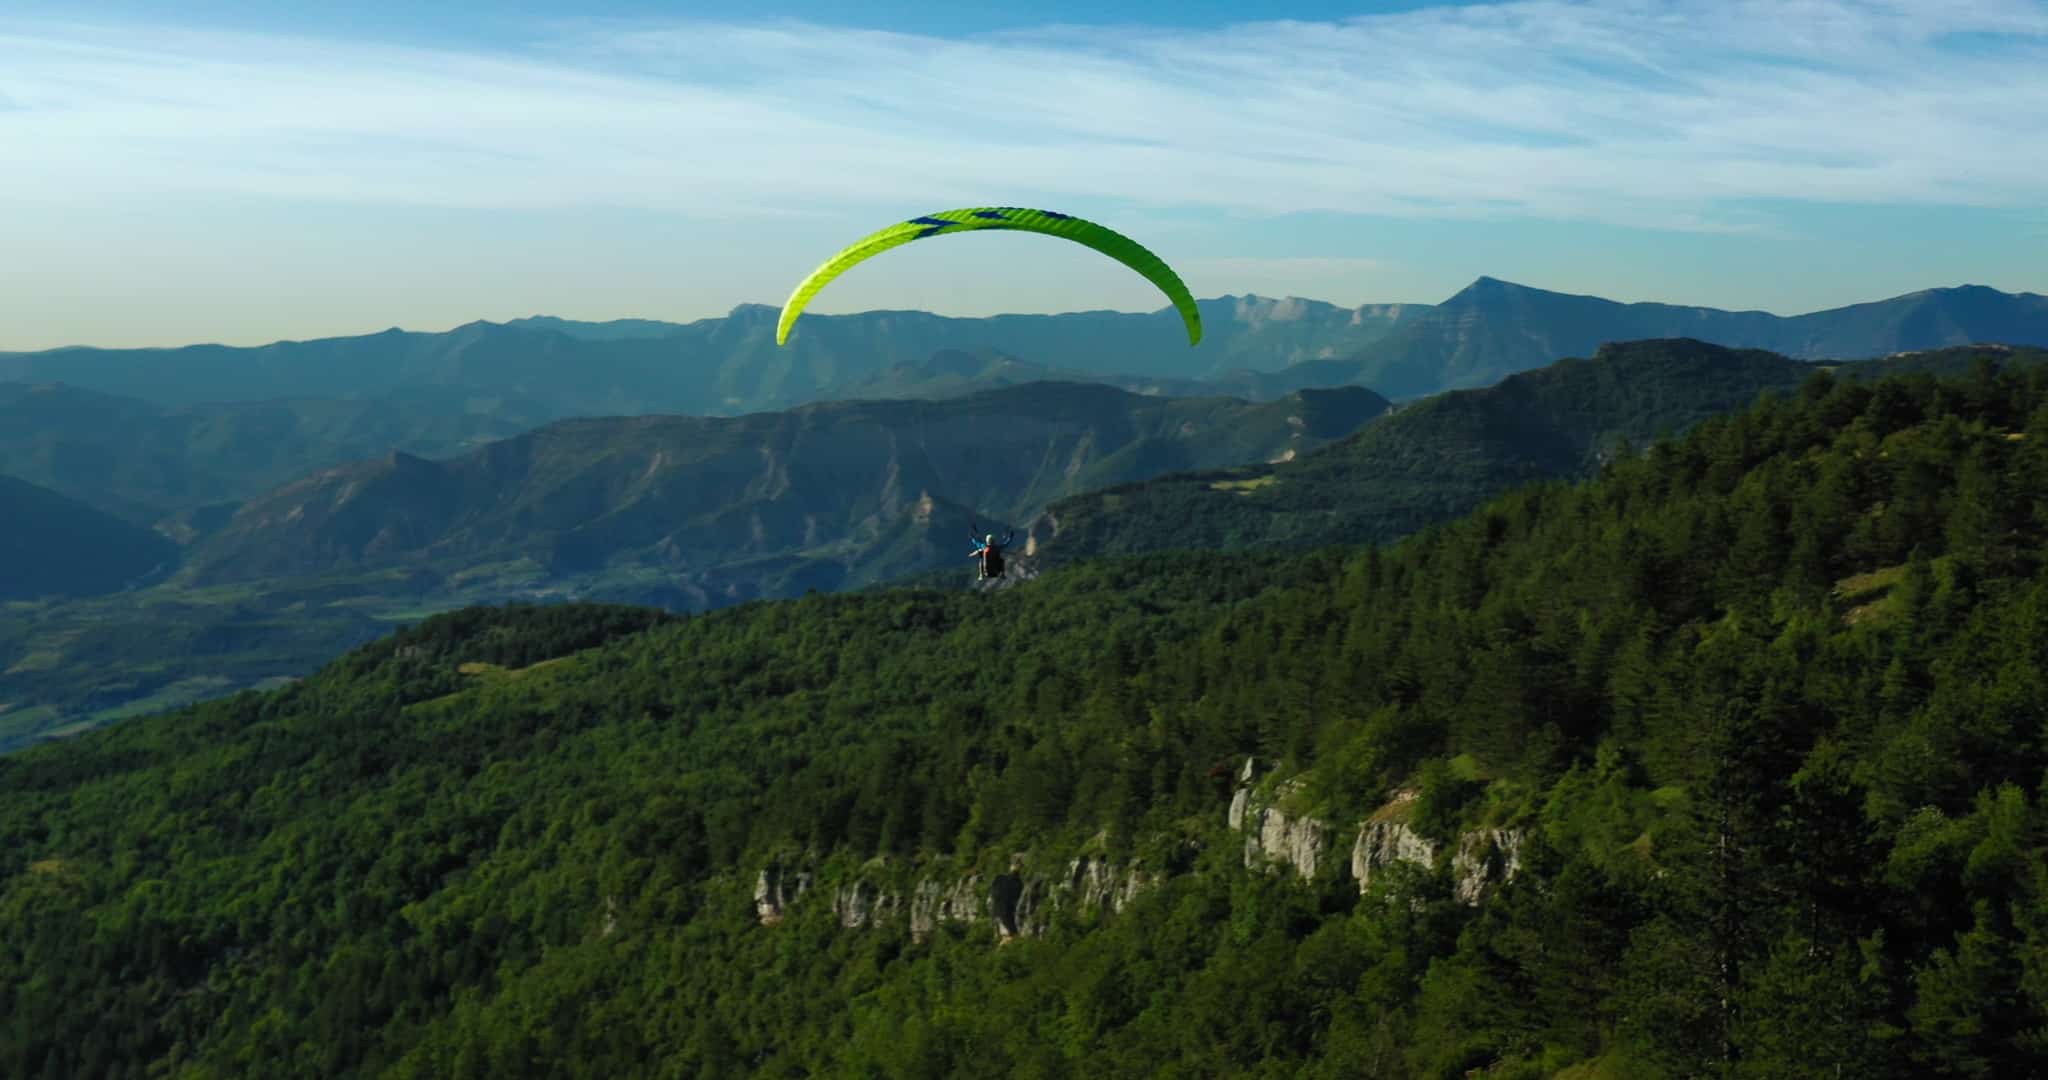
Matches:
[[1278, 278, 2048, 398], [8, 280, 2044, 426], [0, 381, 549, 523], [8, 275, 2041, 533], [176, 382, 1392, 604], [0, 295, 1423, 421], [5, 274, 2047, 749]]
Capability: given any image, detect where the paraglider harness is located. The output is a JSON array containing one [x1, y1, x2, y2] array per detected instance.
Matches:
[[969, 525, 1015, 581]]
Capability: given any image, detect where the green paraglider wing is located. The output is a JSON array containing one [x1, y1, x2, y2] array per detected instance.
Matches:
[[775, 207, 1202, 346]]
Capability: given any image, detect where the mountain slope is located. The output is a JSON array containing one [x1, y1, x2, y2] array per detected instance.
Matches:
[[820, 348, 1223, 402], [6, 359, 2048, 1074], [1036, 340, 2048, 562], [0, 474, 177, 601], [824, 346, 1347, 405], [1037, 338, 1814, 558], [1331, 277, 2048, 398], [179, 381, 1391, 598], [0, 381, 549, 522]]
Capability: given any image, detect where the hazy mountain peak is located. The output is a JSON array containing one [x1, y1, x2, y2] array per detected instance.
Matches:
[[1230, 295, 1329, 324]]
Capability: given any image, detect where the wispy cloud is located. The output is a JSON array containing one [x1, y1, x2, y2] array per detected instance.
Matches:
[[3, 2, 2046, 231], [1176, 255, 1395, 296]]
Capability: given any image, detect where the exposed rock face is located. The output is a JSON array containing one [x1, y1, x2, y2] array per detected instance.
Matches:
[[975, 555, 1039, 593], [1227, 762, 1526, 903], [1351, 821, 1437, 893], [1227, 756, 1258, 831], [1229, 758, 1329, 880], [1024, 511, 1057, 557], [762, 853, 1155, 941], [834, 880, 901, 929], [909, 876, 983, 942], [1067, 856, 1151, 917], [753, 865, 812, 926], [761, 761, 1529, 943], [1451, 828, 1524, 904], [1249, 807, 1326, 878]]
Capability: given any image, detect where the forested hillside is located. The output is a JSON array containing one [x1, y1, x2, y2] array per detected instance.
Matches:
[[6, 359, 2048, 1076], [1038, 340, 2048, 562]]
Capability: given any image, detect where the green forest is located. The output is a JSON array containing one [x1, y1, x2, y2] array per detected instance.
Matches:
[[8, 357, 2048, 1076]]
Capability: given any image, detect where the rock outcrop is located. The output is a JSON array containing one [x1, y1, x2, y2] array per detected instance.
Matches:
[[1225, 757, 1525, 903], [1351, 819, 1438, 892], [753, 864, 811, 926], [909, 876, 983, 942], [1225, 755, 1262, 832], [757, 760, 1530, 943], [1067, 855, 1151, 917], [833, 877, 906, 929], [757, 851, 1156, 941], [1249, 807, 1327, 878], [1231, 760, 1331, 879], [1451, 828, 1524, 904]]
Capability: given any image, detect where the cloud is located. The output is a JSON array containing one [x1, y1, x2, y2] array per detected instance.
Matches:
[[1180, 256, 1390, 277], [2, 2, 2046, 231]]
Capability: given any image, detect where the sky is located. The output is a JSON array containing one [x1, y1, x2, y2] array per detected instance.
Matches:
[[3, 0, 2046, 350]]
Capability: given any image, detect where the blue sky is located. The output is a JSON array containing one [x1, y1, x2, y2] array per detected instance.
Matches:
[[3, 0, 2046, 349]]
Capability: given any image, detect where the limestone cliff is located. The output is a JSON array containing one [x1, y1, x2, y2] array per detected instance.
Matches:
[[753, 850, 1154, 943], [1225, 756, 1523, 903], [751, 757, 1527, 942]]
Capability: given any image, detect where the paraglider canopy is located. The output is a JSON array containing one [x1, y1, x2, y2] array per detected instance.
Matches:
[[775, 207, 1203, 347]]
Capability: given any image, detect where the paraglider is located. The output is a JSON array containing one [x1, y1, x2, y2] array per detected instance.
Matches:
[[774, 207, 1202, 347], [969, 526, 1015, 582]]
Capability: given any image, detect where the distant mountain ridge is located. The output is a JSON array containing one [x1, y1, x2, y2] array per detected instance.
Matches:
[[0, 295, 1427, 419], [13, 280, 2041, 418], [1334, 278, 2048, 398], [0, 381, 550, 523]]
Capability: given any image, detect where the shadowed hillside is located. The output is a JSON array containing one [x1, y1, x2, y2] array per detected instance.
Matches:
[[0, 474, 177, 601], [1035, 340, 2048, 562]]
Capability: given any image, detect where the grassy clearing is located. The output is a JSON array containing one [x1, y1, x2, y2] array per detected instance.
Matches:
[[1836, 563, 1907, 626], [1208, 475, 1278, 495]]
